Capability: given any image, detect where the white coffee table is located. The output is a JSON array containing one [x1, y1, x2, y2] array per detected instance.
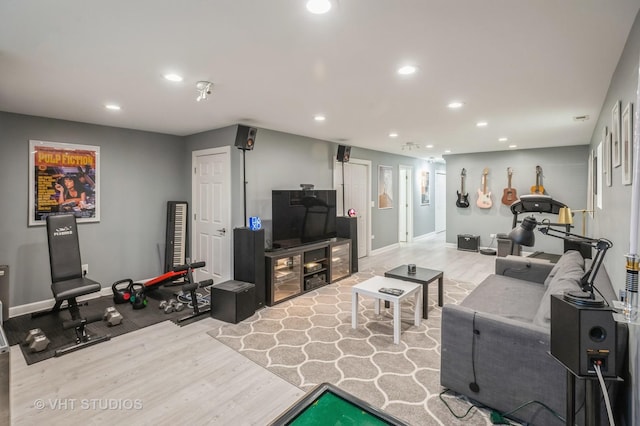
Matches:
[[351, 276, 422, 344]]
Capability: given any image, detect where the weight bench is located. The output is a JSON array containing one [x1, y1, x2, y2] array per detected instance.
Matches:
[[33, 214, 110, 356], [171, 261, 214, 323]]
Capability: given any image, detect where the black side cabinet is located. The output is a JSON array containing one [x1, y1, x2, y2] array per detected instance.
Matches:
[[336, 216, 358, 272], [233, 227, 265, 309]]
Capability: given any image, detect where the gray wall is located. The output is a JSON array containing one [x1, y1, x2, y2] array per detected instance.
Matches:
[[588, 9, 640, 293], [444, 146, 589, 254], [185, 126, 437, 251], [0, 112, 185, 306], [0, 114, 435, 308]]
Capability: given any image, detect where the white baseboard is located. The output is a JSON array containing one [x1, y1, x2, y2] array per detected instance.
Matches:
[[9, 286, 114, 319], [370, 243, 400, 257], [413, 231, 438, 241]]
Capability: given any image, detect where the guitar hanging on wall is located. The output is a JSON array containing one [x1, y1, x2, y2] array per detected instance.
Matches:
[[476, 168, 492, 208], [530, 165, 546, 195], [456, 168, 470, 208], [501, 167, 518, 206]]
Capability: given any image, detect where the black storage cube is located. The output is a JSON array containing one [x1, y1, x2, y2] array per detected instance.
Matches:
[[210, 280, 256, 324], [457, 234, 479, 252]]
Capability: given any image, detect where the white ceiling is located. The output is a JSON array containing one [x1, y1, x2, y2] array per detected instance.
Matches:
[[1, 1, 639, 160]]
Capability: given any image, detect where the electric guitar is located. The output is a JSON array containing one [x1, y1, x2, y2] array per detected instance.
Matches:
[[476, 168, 492, 208], [456, 168, 470, 208], [501, 167, 518, 206], [530, 165, 546, 195]]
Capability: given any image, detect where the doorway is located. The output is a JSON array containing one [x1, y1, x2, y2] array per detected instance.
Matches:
[[334, 159, 371, 259], [191, 146, 232, 284], [435, 170, 446, 233], [398, 165, 413, 242]]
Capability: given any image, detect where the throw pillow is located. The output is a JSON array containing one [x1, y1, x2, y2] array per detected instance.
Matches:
[[542, 250, 585, 287], [533, 256, 584, 327]]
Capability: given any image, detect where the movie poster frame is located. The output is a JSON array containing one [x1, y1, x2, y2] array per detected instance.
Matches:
[[28, 140, 100, 226]]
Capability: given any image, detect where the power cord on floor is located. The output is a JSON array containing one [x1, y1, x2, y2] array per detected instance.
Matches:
[[440, 390, 565, 425], [491, 400, 565, 425], [438, 389, 483, 420]]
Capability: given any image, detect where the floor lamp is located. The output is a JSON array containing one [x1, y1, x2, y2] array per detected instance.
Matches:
[[557, 206, 594, 237]]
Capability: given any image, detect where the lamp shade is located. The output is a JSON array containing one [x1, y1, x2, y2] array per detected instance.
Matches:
[[558, 206, 573, 225], [508, 216, 537, 247]]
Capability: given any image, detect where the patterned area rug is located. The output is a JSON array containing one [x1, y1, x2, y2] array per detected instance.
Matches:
[[207, 270, 497, 425]]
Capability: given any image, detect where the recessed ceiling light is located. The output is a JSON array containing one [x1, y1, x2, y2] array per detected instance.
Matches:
[[306, 0, 331, 14], [389, 132, 398, 138], [498, 137, 508, 142], [397, 65, 417, 75], [509, 144, 517, 149], [426, 144, 434, 148], [164, 73, 183, 82], [448, 101, 464, 109], [444, 150, 451, 153], [105, 104, 121, 111], [314, 114, 326, 121], [476, 121, 488, 127]]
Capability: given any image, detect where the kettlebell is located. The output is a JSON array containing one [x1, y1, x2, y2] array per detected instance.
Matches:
[[129, 283, 148, 309], [112, 279, 133, 304]]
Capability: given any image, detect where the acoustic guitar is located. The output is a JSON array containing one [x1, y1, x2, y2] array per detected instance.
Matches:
[[456, 168, 470, 208], [530, 165, 545, 195], [476, 168, 492, 208], [501, 167, 518, 206]]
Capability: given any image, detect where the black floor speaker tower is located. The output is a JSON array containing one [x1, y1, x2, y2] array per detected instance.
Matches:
[[336, 216, 358, 273], [233, 228, 265, 309], [550, 294, 617, 377]]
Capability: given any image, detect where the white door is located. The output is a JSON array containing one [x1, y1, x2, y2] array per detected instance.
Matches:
[[192, 147, 231, 284], [435, 171, 446, 233], [398, 165, 412, 242], [334, 160, 370, 259]]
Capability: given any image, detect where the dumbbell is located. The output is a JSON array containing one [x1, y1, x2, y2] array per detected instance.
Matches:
[[24, 328, 50, 353], [159, 299, 185, 314], [103, 307, 123, 326]]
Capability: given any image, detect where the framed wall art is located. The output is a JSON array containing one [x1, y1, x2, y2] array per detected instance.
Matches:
[[596, 142, 602, 209], [378, 165, 393, 209], [605, 131, 612, 187], [420, 170, 430, 205], [587, 149, 594, 218], [28, 140, 100, 226], [612, 100, 621, 168], [622, 102, 633, 185]]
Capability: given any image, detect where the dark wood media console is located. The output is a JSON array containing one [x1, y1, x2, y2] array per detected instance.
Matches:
[[265, 238, 351, 306]]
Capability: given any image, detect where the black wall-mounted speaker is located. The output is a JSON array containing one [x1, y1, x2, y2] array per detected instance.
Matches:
[[337, 145, 351, 162], [550, 294, 617, 377], [235, 125, 258, 151]]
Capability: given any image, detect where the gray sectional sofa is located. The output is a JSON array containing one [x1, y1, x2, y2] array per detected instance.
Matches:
[[440, 251, 628, 425]]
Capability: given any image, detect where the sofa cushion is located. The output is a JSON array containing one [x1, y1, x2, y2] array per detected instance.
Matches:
[[543, 250, 585, 287], [460, 275, 546, 323], [533, 253, 585, 327]]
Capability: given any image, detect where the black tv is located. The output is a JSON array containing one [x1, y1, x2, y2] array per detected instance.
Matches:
[[272, 189, 337, 249]]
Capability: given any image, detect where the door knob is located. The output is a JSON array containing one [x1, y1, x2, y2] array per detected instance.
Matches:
[[218, 228, 226, 235]]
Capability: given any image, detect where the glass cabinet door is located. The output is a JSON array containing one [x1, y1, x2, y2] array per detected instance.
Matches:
[[330, 242, 350, 282], [273, 254, 302, 303]]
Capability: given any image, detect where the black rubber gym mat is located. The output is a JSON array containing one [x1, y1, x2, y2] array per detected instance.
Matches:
[[4, 286, 211, 365]]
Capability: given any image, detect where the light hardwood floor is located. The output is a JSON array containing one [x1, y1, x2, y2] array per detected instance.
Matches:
[[9, 233, 496, 425]]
